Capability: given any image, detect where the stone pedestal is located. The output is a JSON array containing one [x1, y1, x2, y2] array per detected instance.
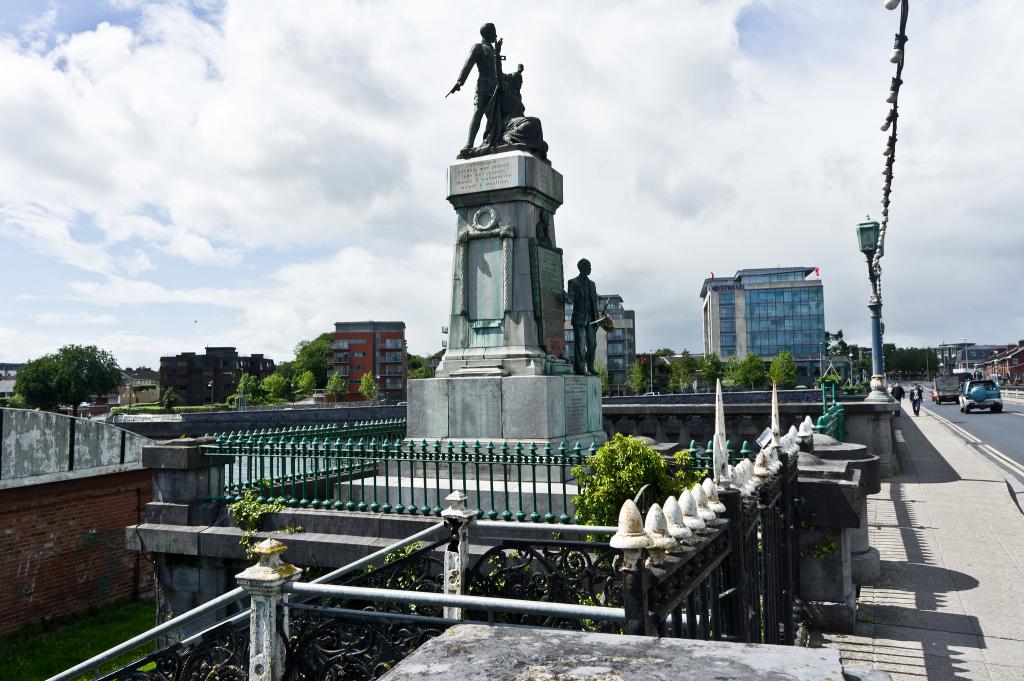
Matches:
[[813, 434, 882, 586], [408, 149, 605, 447], [797, 454, 865, 633], [408, 374, 605, 447]]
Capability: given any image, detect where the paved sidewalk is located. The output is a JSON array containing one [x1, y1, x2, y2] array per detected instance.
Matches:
[[823, 410, 1024, 679]]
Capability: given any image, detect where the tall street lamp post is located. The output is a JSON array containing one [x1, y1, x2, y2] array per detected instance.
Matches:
[[857, 217, 891, 402]]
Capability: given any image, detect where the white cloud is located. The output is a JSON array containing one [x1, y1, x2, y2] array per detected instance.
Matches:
[[34, 312, 118, 325], [0, 0, 1022, 368]]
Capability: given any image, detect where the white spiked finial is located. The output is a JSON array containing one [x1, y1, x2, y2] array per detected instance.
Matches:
[[713, 379, 731, 486], [663, 496, 694, 545], [643, 503, 677, 564], [691, 482, 717, 524], [679, 489, 706, 533], [610, 499, 651, 551], [799, 415, 815, 437], [702, 478, 726, 514], [771, 383, 781, 447], [754, 450, 771, 478]]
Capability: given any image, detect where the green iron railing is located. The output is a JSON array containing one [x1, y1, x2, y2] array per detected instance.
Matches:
[[202, 433, 597, 523], [814, 404, 846, 441]]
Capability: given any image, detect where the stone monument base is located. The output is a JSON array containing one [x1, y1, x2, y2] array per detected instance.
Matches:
[[407, 374, 606, 447]]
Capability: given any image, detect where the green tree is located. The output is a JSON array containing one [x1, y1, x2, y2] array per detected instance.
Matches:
[[161, 387, 183, 410], [627, 359, 648, 395], [13, 355, 59, 410], [359, 372, 378, 402], [16, 345, 121, 415], [292, 333, 333, 388], [769, 351, 799, 389], [407, 353, 431, 380], [700, 353, 724, 388], [261, 372, 292, 401], [732, 353, 768, 389], [236, 373, 261, 401], [671, 351, 699, 392], [326, 371, 346, 396], [294, 370, 317, 397], [824, 329, 850, 357], [594, 363, 609, 395]]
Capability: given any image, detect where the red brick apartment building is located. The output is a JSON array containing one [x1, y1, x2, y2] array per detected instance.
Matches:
[[330, 322, 407, 402]]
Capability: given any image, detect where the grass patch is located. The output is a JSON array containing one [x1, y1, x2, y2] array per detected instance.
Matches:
[[0, 599, 156, 681]]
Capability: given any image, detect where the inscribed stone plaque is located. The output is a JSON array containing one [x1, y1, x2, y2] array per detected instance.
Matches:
[[565, 379, 588, 434], [536, 246, 565, 356], [449, 156, 520, 195]]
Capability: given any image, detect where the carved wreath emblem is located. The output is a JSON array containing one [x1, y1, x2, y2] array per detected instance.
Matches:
[[470, 206, 498, 231]]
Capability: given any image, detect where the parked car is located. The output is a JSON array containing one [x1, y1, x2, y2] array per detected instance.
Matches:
[[958, 379, 1002, 413]]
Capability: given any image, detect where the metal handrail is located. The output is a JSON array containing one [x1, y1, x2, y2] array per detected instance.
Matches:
[[50, 521, 447, 681], [471, 519, 616, 534], [283, 582, 626, 623], [47, 587, 247, 681]]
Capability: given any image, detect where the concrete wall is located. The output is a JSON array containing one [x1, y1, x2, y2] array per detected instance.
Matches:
[[0, 468, 153, 635], [1, 408, 154, 488], [110, 404, 407, 439]]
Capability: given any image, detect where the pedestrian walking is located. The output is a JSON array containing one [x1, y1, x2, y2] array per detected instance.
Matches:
[[891, 382, 905, 416], [909, 383, 923, 416]]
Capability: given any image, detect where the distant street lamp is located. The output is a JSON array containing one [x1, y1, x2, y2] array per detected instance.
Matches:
[[857, 217, 891, 402]]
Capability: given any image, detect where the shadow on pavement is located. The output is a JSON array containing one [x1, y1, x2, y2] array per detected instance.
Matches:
[[827, 415, 989, 680], [892, 414, 961, 484]]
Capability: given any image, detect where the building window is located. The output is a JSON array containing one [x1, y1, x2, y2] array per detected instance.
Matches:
[[384, 338, 404, 350], [383, 352, 403, 362]]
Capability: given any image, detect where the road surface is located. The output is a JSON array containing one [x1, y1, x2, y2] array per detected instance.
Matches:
[[920, 397, 1024, 486]]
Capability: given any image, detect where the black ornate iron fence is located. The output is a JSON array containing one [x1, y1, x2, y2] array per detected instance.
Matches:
[[57, 452, 799, 681]]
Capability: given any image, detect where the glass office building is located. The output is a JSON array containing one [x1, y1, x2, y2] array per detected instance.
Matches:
[[701, 267, 827, 379]]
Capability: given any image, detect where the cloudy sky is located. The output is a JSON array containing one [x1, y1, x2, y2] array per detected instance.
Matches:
[[0, 0, 1021, 368]]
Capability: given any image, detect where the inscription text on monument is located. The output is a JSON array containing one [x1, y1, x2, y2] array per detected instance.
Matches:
[[565, 380, 587, 434], [450, 156, 519, 195], [536, 246, 565, 357]]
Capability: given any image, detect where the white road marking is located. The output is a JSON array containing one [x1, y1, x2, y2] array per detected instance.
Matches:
[[925, 408, 1024, 477]]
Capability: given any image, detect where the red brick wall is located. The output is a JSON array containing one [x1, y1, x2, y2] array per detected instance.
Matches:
[[0, 469, 153, 635]]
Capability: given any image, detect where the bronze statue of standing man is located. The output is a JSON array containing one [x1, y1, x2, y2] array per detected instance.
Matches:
[[448, 23, 501, 154], [567, 258, 600, 375]]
